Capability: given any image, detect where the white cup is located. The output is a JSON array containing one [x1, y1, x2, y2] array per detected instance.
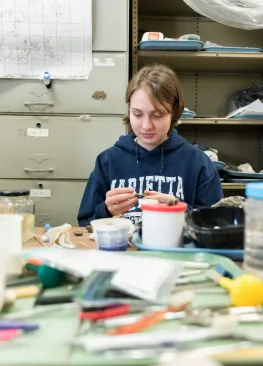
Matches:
[[91, 218, 134, 250], [0, 214, 23, 275]]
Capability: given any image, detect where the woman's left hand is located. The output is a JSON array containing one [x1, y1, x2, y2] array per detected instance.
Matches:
[[144, 190, 176, 202]]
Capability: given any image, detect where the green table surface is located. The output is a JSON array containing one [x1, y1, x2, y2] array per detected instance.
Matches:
[[1, 251, 263, 366]]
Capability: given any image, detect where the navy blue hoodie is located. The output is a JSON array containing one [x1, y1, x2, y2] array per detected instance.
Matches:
[[78, 130, 223, 226]]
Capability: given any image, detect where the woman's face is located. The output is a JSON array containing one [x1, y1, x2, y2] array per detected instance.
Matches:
[[129, 88, 172, 151]]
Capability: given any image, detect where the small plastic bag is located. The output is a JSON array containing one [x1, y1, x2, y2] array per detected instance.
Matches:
[[183, 0, 263, 30], [227, 84, 263, 113]]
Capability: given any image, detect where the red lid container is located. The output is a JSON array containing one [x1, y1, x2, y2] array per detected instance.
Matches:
[[141, 201, 187, 213]]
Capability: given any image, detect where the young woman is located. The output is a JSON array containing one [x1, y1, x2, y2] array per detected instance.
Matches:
[[78, 64, 223, 226]]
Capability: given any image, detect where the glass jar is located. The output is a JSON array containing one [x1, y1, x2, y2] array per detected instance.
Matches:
[[244, 183, 263, 280], [0, 190, 35, 242]]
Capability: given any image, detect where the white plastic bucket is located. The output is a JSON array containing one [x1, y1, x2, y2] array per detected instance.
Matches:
[[141, 201, 187, 249], [0, 214, 23, 275], [0, 221, 12, 310]]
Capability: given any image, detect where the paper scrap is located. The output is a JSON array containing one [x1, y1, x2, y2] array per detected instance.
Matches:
[[0, 0, 92, 79], [225, 99, 263, 119]]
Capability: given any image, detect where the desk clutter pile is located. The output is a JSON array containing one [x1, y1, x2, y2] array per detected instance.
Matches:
[[138, 32, 263, 53], [181, 96, 263, 122], [195, 144, 263, 184], [139, 32, 263, 125], [0, 185, 263, 365], [1, 249, 263, 365]]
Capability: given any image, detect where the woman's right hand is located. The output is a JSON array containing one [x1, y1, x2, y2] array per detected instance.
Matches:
[[105, 188, 138, 216]]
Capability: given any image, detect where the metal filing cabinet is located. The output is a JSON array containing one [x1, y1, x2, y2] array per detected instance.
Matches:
[[0, 0, 129, 226], [0, 52, 128, 115], [0, 180, 87, 227], [0, 115, 126, 179], [93, 0, 129, 51]]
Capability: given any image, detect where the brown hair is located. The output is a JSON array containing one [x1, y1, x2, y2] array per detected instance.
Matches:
[[123, 64, 184, 134]]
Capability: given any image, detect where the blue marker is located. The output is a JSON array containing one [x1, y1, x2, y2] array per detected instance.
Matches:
[[43, 71, 52, 88], [215, 264, 234, 279], [40, 224, 52, 242], [44, 224, 52, 232], [0, 321, 39, 332]]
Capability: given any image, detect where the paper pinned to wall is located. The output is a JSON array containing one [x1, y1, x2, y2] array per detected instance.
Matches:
[[0, 0, 92, 80]]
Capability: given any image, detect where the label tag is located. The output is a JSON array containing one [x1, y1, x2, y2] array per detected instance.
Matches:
[[94, 58, 115, 67], [148, 32, 162, 40], [27, 128, 49, 137], [30, 189, 51, 198]]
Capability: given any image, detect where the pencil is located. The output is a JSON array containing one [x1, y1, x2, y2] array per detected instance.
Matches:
[[33, 235, 47, 248]]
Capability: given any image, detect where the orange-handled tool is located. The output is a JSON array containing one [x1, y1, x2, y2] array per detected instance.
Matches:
[[108, 305, 186, 335], [79, 305, 132, 321], [27, 258, 43, 266]]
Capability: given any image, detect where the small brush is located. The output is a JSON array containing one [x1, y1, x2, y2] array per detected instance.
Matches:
[[73, 317, 238, 353], [108, 291, 193, 335], [134, 193, 145, 198]]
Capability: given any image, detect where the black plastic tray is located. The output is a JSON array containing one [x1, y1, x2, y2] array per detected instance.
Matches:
[[186, 206, 244, 250]]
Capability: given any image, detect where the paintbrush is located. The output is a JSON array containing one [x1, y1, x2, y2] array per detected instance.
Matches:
[[134, 193, 145, 198]]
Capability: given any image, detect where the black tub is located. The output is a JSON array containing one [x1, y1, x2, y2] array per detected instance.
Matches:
[[186, 206, 244, 249]]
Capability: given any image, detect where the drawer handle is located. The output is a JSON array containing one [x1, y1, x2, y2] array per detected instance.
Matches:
[[92, 91, 107, 100], [24, 168, 54, 173], [24, 102, 54, 106]]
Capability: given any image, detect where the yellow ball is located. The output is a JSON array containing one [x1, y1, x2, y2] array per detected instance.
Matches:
[[230, 274, 263, 307]]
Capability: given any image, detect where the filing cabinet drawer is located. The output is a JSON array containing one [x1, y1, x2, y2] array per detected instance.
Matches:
[[0, 115, 125, 179], [0, 52, 128, 115], [93, 0, 129, 51], [0, 179, 86, 227]]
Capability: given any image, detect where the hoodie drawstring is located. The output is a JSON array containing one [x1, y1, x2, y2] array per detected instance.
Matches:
[[135, 144, 165, 172], [135, 145, 139, 164], [160, 146, 164, 174]]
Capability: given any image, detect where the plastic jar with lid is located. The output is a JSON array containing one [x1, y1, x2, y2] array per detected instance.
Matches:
[[141, 201, 187, 249], [243, 183, 263, 279], [0, 190, 35, 242]]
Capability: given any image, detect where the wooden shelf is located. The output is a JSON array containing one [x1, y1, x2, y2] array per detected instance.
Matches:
[[179, 118, 263, 126], [138, 51, 263, 73], [222, 183, 246, 190]]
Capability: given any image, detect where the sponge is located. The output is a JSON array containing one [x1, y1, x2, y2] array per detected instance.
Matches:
[[179, 34, 201, 41]]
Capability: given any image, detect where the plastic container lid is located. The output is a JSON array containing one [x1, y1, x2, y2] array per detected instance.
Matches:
[[0, 189, 30, 197], [246, 183, 263, 200], [141, 201, 187, 213], [91, 218, 132, 231]]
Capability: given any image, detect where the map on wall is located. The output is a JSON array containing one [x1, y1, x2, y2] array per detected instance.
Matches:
[[0, 0, 92, 79]]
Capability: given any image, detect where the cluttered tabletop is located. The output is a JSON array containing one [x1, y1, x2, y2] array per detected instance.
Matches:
[[25, 227, 100, 250], [2, 218, 263, 366]]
